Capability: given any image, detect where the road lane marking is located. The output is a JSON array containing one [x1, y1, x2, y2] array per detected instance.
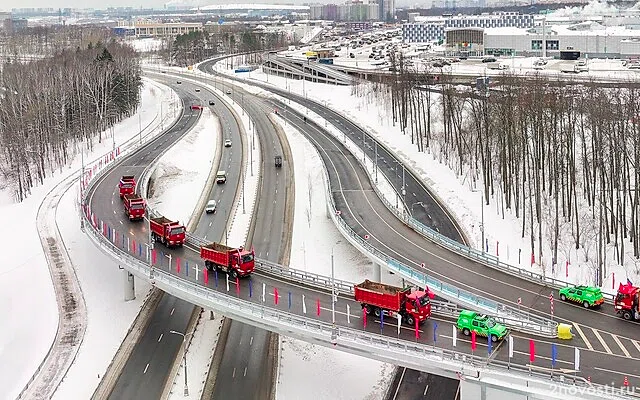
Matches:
[[632, 340, 640, 354], [171, 308, 175, 315], [612, 335, 631, 357], [244, 367, 247, 377], [423, 385, 429, 395], [158, 333, 163, 342], [143, 363, 150, 374], [119, 221, 123, 225], [232, 368, 236, 378], [572, 323, 593, 350], [250, 336, 253, 346], [592, 328, 613, 354], [594, 367, 640, 379]]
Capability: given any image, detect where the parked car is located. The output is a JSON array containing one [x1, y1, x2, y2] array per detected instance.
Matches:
[[205, 200, 217, 213], [224, 139, 232, 147]]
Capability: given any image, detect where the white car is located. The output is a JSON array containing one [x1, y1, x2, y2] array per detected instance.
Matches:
[[195, 88, 200, 92], [224, 139, 232, 147], [226, 89, 232, 94], [205, 200, 217, 213]]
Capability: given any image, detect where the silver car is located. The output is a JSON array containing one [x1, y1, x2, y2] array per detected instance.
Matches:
[[205, 200, 217, 213]]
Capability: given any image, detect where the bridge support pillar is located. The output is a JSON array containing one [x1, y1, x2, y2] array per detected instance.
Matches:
[[123, 269, 135, 301], [373, 263, 381, 282]]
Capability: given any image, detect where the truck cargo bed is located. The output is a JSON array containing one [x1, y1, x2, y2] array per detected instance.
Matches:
[[151, 216, 172, 225], [202, 242, 237, 252], [355, 280, 406, 295]]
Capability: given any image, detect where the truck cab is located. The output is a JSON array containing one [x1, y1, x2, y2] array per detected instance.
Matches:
[[119, 175, 136, 198], [404, 290, 432, 324], [615, 282, 640, 321], [233, 248, 255, 276]]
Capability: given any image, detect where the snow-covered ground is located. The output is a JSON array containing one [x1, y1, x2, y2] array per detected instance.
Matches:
[[0, 79, 176, 400]]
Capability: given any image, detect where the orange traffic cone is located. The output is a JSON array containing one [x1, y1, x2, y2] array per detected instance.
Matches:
[[624, 376, 629, 387]]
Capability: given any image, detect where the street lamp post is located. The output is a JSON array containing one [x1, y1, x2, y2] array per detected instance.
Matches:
[[169, 330, 192, 396]]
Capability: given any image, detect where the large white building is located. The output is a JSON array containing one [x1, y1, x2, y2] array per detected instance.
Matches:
[[482, 24, 640, 58], [403, 12, 535, 43]]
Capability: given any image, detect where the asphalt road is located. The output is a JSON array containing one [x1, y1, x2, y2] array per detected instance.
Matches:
[[89, 76, 245, 399], [386, 368, 460, 400], [209, 87, 293, 400], [89, 63, 640, 391]]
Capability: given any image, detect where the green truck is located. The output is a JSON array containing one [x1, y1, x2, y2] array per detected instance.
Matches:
[[456, 310, 508, 342], [559, 285, 604, 308]]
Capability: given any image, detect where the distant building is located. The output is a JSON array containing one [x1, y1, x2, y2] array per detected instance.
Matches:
[[132, 21, 203, 38], [309, 0, 389, 22], [403, 12, 534, 43]]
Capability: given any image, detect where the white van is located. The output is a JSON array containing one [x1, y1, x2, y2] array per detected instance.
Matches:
[[216, 171, 227, 184]]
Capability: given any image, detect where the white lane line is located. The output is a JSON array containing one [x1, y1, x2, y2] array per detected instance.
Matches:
[[209, 221, 213, 227], [592, 328, 613, 354], [232, 368, 236, 378], [244, 367, 247, 377], [250, 336, 254, 346], [171, 308, 175, 315], [594, 366, 640, 379], [204, 235, 207, 240], [612, 335, 631, 357], [143, 363, 150, 374], [392, 368, 406, 400], [113, 210, 117, 214], [119, 221, 123, 225], [632, 340, 640, 354], [572, 323, 593, 350], [423, 385, 429, 396], [158, 333, 163, 342]]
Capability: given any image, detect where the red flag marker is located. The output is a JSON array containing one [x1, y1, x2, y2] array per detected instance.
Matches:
[[316, 299, 321, 316], [204, 269, 209, 285], [236, 277, 240, 295], [132, 239, 136, 253], [152, 249, 157, 265], [471, 331, 477, 351], [274, 288, 279, 305], [414, 317, 419, 339], [363, 307, 367, 328], [529, 339, 535, 363], [176, 257, 181, 273], [565, 261, 569, 278]]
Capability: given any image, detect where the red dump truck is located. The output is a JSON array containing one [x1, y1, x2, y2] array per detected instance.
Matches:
[[149, 216, 185, 247], [119, 175, 136, 198], [354, 280, 433, 326], [200, 243, 255, 278], [615, 282, 640, 321], [123, 194, 146, 221]]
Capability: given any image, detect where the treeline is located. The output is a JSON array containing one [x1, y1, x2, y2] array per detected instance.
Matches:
[[166, 29, 287, 66], [356, 59, 640, 282], [0, 41, 142, 202], [0, 25, 113, 58]]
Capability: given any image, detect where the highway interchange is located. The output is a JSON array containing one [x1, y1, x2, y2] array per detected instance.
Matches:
[[85, 58, 640, 399]]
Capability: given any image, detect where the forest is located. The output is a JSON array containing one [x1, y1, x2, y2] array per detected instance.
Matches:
[[0, 40, 142, 202], [354, 57, 640, 283]]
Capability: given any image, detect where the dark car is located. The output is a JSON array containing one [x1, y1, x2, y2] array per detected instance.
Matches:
[[482, 57, 497, 63], [191, 105, 203, 110], [209, 100, 215, 105], [176, 80, 182, 84]]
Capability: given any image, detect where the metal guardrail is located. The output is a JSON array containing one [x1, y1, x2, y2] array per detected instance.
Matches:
[[81, 197, 630, 400]]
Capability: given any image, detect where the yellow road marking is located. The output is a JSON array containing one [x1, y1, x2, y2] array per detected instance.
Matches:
[[572, 323, 593, 350], [591, 328, 613, 354]]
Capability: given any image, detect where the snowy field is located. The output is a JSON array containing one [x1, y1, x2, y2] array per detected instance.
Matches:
[[0, 79, 177, 399]]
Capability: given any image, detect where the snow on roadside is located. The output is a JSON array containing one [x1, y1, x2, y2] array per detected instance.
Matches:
[[273, 115, 399, 400], [147, 107, 219, 225], [0, 79, 176, 400]]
